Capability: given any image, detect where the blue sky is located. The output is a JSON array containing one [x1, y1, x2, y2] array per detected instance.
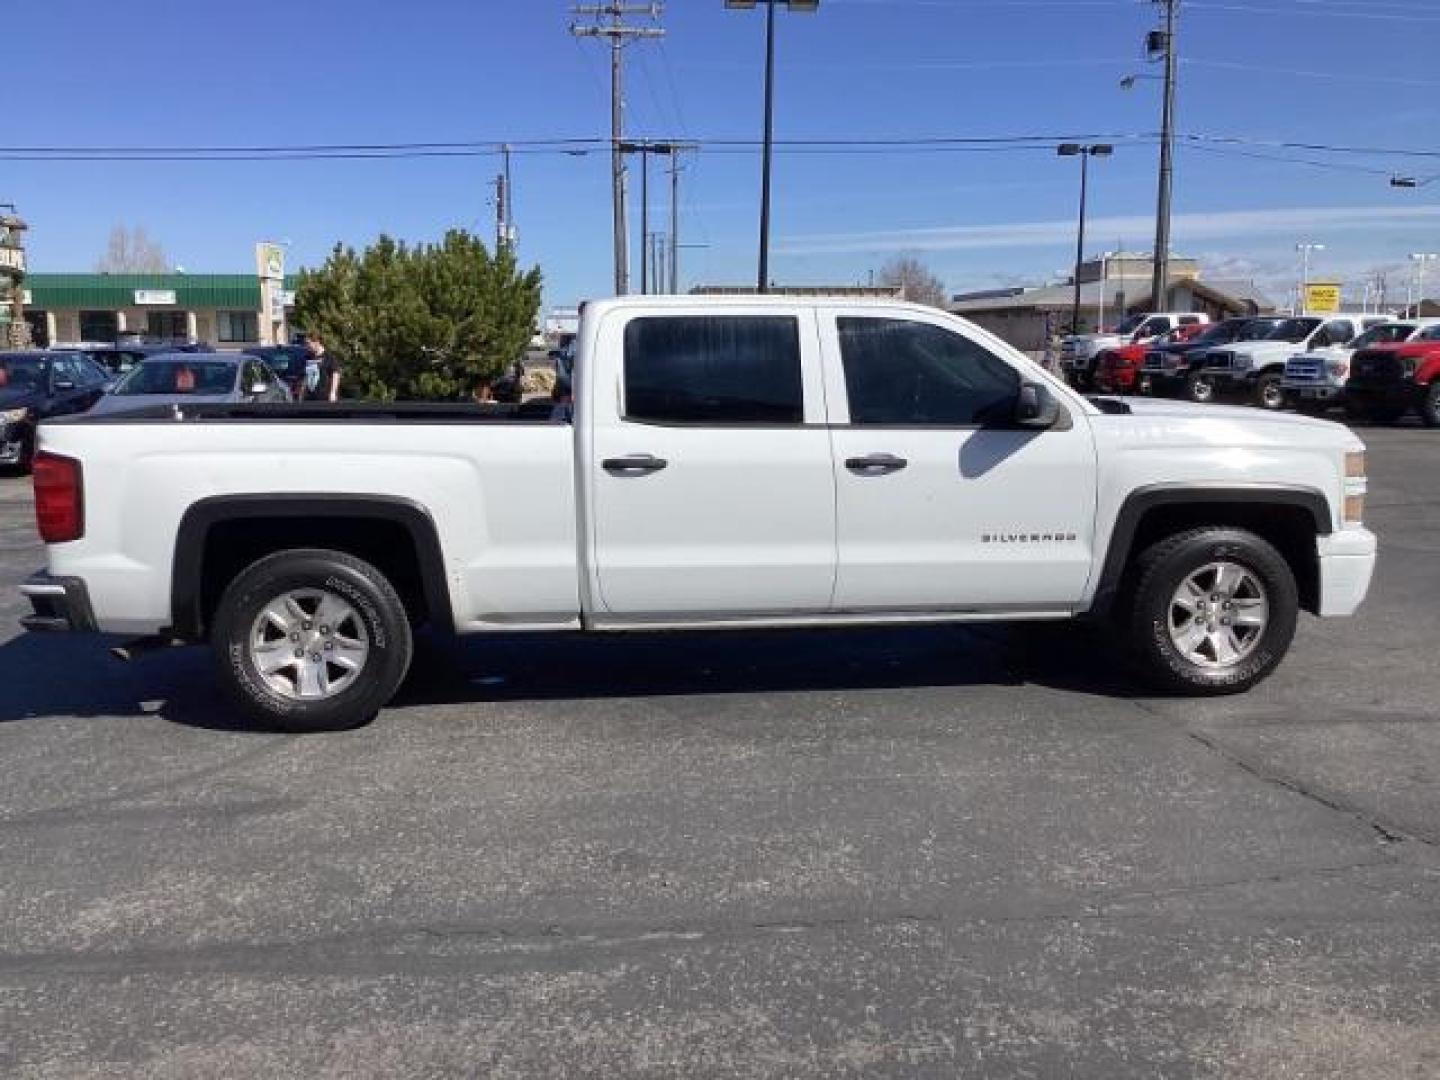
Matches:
[[10, 0, 1439, 309]]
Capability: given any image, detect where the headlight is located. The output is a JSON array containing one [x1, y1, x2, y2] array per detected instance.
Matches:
[[1327, 360, 1349, 377], [0, 406, 30, 423]]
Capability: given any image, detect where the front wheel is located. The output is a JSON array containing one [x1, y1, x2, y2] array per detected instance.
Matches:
[[211, 548, 414, 732], [1122, 528, 1298, 695], [1185, 372, 1216, 404], [1254, 373, 1285, 411], [1422, 383, 1440, 429]]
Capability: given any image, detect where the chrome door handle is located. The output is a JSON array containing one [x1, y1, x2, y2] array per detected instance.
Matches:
[[845, 453, 908, 475], [602, 453, 669, 475]]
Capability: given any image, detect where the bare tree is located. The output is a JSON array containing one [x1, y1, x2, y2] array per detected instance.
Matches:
[[878, 254, 947, 308], [96, 225, 169, 273]]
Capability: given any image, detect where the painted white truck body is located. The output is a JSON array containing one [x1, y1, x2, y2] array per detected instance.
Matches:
[[26, 297, 1376, 644]]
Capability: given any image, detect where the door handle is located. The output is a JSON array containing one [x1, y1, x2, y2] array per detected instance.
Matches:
[[845, 452, 908, 475], [602, 453, 669, 475]]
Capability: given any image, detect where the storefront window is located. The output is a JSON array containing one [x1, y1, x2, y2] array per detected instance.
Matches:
[[218, 311, 258, 343], [79, 310, 119, 344]]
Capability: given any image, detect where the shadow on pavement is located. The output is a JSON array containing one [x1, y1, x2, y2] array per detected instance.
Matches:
[[0, 620, 1146, 732]]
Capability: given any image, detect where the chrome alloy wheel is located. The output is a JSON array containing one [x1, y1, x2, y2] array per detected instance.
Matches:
[[1167, 562, 1269, 669], [249, 588, 370, 700]]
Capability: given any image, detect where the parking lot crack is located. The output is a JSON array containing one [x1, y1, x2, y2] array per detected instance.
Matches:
[[1184, 729, 1435, 849]]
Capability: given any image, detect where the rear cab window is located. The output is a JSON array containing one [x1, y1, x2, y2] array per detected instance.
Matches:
[[622, 315, 804, 425]]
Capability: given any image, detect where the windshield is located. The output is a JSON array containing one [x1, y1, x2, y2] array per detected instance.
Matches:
[[114, 361, 237, 396], [1416, 325, 1440, 342], [1351, 324, 1416, 349], [260, 349, 308, 378], [1265, 318, 1322, 343], [0, 356, 48, 390]]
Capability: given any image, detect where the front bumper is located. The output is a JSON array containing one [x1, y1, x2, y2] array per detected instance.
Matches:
[[1283, 381, 1345, 401], [1346, 380, 1420, 412], [20, 571, 97, 633], [1316, 528, 1377, 617]]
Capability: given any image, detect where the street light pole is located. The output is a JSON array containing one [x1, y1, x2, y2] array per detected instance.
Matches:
[[1296, 242, 1324, 314], [1058, 143, 1112, 335], [727, 0, 819, 293], [1149, 0, 1179, 313], [1413, 253, 1440, 316]]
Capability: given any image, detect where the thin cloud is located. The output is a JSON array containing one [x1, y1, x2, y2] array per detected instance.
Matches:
[[777, 204, 1440, 256]]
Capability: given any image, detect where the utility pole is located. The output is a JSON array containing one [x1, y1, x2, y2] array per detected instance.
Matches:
[[1149, 0, 1179, 313], [620, 139, 696, 294], [668, 149, 683, 293], [570, 4, 665, 295]]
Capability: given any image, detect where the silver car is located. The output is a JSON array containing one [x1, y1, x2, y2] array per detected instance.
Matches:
[[88, 353, 292, 416]]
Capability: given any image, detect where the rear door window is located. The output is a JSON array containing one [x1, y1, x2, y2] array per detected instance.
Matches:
[[623, 316, 803, 425]]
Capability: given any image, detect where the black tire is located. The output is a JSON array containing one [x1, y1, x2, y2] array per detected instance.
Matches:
[[211, 548, 414, 732], [1185, 371, 1216, 404], [1422, 383, 1440, 429], [1254, 373, 1285, 411], [1121, 527, 1299, 695]]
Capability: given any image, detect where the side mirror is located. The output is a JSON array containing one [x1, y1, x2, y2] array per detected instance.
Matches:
[[1015, 382, 1061, 429]]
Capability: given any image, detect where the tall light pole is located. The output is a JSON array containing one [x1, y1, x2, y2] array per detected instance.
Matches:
[[1147, 0, 1179, 313], [1296, 242, 1325, 314], [1413, 253, 1440, 316], [726, 0, 819, 294], [1058, 143, 1113, 335]]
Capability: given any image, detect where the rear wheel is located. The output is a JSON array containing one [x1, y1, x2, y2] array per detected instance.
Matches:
[[1422, 383, 1440, 428], [1185, 372, 1216, 404], [1254, 373, 1285, 411], [1121, 528, 1298, 695], [211, 548, 413, 732]]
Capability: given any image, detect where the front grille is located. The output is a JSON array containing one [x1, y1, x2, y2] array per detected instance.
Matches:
[[1350, 350, 1403, 382], [1284, 358, 1323, 382]]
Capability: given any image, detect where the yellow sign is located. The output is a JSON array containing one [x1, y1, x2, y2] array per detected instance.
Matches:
[[1304, 282, 1342, 314]]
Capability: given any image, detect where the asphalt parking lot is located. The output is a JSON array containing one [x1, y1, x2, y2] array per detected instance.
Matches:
[[0, 426, 1438, 1078]]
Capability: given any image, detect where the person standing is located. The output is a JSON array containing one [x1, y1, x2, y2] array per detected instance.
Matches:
[[306, 336, 341, 402]]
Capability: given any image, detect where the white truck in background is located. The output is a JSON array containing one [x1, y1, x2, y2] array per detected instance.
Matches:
[[22, 297, 1375, 731], [1061, 312, 1209, 388]]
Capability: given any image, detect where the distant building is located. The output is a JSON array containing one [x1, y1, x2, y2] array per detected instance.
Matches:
[[949, 253, 1274, 352], [21, 272, 299, 348], [690, 284, 905, 299]]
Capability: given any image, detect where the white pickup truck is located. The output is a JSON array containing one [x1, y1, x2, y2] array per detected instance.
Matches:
[[21, 297, 1376, 731], [1283, 318, 1440, 413]]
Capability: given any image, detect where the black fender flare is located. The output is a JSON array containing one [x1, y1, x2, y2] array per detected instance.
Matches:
[[169, 494, 453, 639], [1089, 483, 1332, 617]]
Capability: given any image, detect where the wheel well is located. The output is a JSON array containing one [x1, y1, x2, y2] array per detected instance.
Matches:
[[1124, 503, 1320, 614], [174, 504, 452, 640]]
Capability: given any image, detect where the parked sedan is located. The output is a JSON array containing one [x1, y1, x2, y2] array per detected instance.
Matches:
[[88, 354, 291, 416], [0, 351, 110, 471]]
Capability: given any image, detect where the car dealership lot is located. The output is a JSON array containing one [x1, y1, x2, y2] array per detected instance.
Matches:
[[0, 428, 1438, 1077]]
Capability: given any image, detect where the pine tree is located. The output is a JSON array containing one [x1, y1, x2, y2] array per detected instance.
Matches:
[[294, 229, 542, 401]]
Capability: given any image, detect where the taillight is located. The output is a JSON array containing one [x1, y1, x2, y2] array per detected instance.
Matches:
[[33, 451, 84, 543]]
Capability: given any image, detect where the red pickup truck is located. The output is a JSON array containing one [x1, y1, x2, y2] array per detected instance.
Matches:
[[1343, 330, 1440, 426], [1094, 324, 1207, 395]]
